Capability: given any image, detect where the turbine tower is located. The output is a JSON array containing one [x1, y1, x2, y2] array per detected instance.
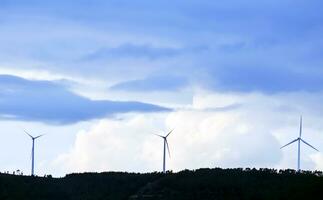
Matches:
[[280, 116, 319, 172], [24, 130, 44, 176], [155, 129, 174, 174]]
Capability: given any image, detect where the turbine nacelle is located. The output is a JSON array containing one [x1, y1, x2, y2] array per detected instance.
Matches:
[[24, 130, 44, 140], [155, 129, 174, 139], [280, 116, 319, 171], [154, 129, 174, 173], [23, 130, 45, 176], [280, 138, 318, 152]]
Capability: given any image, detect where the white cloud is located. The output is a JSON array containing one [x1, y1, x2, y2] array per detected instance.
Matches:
[[311, 153, 323, 170], [53, 113, 167, 173], [52, 91, 323, 175]]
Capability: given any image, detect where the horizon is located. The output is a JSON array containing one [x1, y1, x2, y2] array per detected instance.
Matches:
[[0, 0, 323, 177]]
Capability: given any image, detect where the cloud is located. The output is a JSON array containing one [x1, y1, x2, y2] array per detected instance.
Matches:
[[83, 44, 183, 60], [53, 114, 164, 173], [204, 66, 323, 93], [55, 91, 315, 174], [110, 75, 188, 92], [57, 111, 279, 174], [1, 0, 323, 94], [0, 75, 169, 124], [311, 153, 323, 170], [52, 91, 323, 175]]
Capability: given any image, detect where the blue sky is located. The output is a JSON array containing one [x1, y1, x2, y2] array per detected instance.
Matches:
[[0, 0, 323, 176]]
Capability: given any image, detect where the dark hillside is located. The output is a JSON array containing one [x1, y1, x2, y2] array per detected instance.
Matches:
[[0, 172, 162, 200], [135, 168, 323, 200], [0, 168, 322, 200]]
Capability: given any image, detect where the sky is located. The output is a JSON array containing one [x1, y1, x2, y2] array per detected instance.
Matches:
[[0, 0, 323, 177]]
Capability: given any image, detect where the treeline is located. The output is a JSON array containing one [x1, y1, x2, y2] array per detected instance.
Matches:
[[0, 168, 322, 200], [139, 168, 323, 200], [0, 172, 162, 200]]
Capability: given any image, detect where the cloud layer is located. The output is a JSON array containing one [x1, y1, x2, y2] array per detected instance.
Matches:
[[1, 0, 323, 93], [0, 75, 169, 124], [53, 91, 323, 174], [110, 75, 188, 92]]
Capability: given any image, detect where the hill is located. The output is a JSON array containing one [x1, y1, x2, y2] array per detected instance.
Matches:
[[0, 168, 322, 200]]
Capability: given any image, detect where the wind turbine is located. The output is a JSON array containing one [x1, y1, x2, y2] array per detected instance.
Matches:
[[280, 116, 319, 172], [24, 130, 44, 176], [155, 129, 174, 174]]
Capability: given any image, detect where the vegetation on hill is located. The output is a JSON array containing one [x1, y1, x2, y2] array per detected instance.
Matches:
[[0, 168, 322, 200]]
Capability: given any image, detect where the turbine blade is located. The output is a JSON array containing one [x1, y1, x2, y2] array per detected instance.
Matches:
[[34, 134, 44, 139], [301, 139, 319, 152], [165, 139, 171, 158], [154, 134, 164, 138], [166, 129, 174, 138], [280, 138, 299, 149], [24, 130, 33, 139]]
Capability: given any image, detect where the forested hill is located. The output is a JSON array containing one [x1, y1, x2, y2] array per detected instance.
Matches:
[[0, 168, 322, 200]]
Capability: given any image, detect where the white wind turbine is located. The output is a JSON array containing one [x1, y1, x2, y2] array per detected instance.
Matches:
[[155, 129, 174, 174], [280, 116, 319, 172], [24, 130, 44, 176]]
